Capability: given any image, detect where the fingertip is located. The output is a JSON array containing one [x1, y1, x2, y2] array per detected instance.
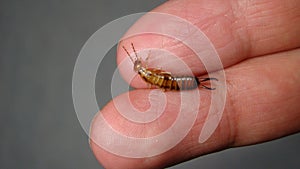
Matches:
[[89, 89, 230, 169], [89, 90, 180, 169]]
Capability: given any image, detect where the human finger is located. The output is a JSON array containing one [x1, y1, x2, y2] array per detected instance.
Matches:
[[90, 48, 300, 169]]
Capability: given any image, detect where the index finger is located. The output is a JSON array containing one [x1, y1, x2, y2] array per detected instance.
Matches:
[[117, 0, 300, 88]]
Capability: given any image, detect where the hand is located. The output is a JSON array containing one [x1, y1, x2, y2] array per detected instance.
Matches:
[[90, 0, 300, 168]]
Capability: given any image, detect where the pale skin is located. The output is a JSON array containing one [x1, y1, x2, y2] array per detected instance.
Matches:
[[90, 0, 300, 168]]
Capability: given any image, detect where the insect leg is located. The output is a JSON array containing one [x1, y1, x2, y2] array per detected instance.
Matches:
[[147, 83, 152, 89], [160, 88, 166, 92], [145, 50, 151, 68]]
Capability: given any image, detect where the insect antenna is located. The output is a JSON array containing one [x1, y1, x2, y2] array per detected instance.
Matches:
[[198, 77, 218, 90], [131, 43, 140, 60], [122, 46, 135, 63]]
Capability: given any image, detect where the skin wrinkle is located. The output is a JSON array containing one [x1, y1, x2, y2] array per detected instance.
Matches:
[[157, 1, 249, 70], [161, 20, 235, 75], [222, 58, 253, 147], [181, 0, 250, 62], [230, 0, 252, 62], [244, 0, 300, 56], [170, 0, 299, 61], [159, 1, 240, 59], [228, 49, 300, 146], [223, 60, 260, 144], [223, 80, 239, 147], [194, 14, 237, 53], [156, 38, 208, 76]]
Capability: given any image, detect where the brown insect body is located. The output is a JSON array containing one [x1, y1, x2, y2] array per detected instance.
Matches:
[[122, 43, 217, 91], [137, 67, 199, 90]]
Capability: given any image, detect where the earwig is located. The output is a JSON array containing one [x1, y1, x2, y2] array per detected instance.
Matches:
[[122, 43, 218, 91]]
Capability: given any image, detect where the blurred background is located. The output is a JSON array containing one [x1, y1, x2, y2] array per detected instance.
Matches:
[[0, 0, 299, 169]]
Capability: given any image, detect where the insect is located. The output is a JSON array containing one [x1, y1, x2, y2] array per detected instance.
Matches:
[[122, 43, 218, 91]]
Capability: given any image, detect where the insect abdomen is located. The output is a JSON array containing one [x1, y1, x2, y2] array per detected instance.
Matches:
[[139, 69, 199, 90], [171, 76, 198, 90], [139, 71, 166, 87]]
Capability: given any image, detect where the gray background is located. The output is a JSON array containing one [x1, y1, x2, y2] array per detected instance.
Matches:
[[0, 0, 299, 169]]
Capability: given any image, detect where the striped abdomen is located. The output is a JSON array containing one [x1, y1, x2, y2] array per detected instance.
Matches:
[[138, 68, 199, 90]]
